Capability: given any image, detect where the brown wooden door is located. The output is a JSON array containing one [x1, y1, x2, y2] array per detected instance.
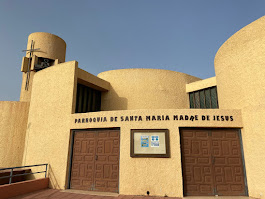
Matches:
[[180, 129, 247, 196], [211, 129, 246, 195], [70, 129, 120, 193]]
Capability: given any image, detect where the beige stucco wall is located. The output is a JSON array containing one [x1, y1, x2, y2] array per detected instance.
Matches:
[[215, 15, 265, 198], [98, 69, 201, 111], [22, 61, 78, 188], [71, 109, 242, 197], [186, 76, 216, 93], [0, 101, 29, 167]]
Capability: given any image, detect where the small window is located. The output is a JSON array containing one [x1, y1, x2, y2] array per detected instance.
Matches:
[[199, 90, 205, 108], [205, 89, 211, 108], [195, 91, 200, 108], [189, 86, 219, 109], [189, 93, 194, 108], [210, 87, 218, 108], [75, 83, 101, 113], [34, 57, 55, 71]]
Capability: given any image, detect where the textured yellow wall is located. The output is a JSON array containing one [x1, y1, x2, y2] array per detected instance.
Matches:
[[215, 16, 265, 198], [0, 101, 29, 167], [71, 109, 242, 197], [98, 69, 201, 111], [22, 61, 78, 188]]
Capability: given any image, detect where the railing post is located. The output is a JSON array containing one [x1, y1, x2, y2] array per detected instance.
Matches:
[[9, 168, 13, 184], [45, 164, 48, 178]]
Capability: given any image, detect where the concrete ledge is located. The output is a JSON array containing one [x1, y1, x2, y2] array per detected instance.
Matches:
[[186, 76, 216, 93], [0, 178, 49, 199], [78, 68, 110, 91]]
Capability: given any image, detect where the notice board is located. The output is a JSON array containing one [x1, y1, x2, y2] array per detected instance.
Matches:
[[130, 129, 170, 158]]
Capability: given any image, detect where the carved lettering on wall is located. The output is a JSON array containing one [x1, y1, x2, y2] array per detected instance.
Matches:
[[74, 115, 234, 124]]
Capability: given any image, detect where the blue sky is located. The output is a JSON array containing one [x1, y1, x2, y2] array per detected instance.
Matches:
[[0, 0, 265, 101]]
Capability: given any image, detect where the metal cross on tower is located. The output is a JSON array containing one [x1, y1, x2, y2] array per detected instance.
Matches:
[[22, 40, 40, 90]]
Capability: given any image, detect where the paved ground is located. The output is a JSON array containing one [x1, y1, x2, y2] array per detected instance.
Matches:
[[10, 189, 180, 199], [10, 189, 252, 199]]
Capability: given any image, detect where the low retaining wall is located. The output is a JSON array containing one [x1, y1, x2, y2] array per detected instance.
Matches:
[[0, 178, 49, 199], [0, 169, 31, 185]]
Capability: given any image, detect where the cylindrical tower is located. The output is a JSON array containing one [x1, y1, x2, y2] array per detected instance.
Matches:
[[26, 32, 66, 63], [214, 16, 265, 198], [98, 68, 201, 110], [20, 32, 66, 102], [215, 16, 265, 109]]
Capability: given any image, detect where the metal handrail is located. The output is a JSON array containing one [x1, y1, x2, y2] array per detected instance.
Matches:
[[0, 163, 48, 184]]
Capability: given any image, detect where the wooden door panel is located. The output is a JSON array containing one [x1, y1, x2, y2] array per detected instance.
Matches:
[[70, 130, 120, 193], [212, 130, 246, 196], [70, 131, 96, 190], [181, 129, 246, 196], [94, 130, 120, 193], [181, 129, 214, 196]]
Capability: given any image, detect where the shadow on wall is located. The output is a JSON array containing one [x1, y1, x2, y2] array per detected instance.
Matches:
[[48, 165, 60, 189], [25, 172, 36, 181], [24, 165, 49, 181], [22, 122, 31, 166], [101, 85, 128, 111]]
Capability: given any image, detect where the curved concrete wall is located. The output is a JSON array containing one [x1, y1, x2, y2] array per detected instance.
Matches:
[[27, 32, 66, 63], [98, 69, 201, 111], [214, 16, 265, 198], [215, 16, 265, 109]]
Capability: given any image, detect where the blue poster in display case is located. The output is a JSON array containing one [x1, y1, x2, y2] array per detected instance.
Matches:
[[151, 135, 159, 147], [141, 135, 149, 147]]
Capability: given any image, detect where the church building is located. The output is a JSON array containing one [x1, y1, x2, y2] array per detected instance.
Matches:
[[0, 16, 265, 198]]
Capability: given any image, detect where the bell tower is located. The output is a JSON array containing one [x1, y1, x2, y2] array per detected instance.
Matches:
[[20, 32, 66, 101]]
